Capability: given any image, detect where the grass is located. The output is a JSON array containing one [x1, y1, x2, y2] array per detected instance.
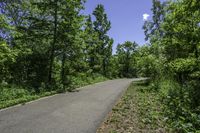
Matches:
[[0, 74, 108, 110], [0, 85, 59, 109], [97, 81, 170, 133]]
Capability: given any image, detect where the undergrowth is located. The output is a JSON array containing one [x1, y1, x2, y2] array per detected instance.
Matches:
[[0, 73, 108, 110], [97, 80, 169, 133], [150, 79, 200, 133]]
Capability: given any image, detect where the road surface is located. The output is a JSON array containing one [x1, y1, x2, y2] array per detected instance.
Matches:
[[0, 79, 144, 133]]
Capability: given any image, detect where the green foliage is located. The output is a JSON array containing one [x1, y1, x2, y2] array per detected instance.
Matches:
[[157, 79, 200, 133], [116, 41, 138, 78], [0, 1, 116, 109], [0, 86, 30, 102], [141, 0, 200, 132], [68, 73, 107, 91], [0, 42, 17, 81], [92, 4, 113, 75], [169, 58, 196, 73], [0, 73, 108, 109], [98, 81, 169, 133]]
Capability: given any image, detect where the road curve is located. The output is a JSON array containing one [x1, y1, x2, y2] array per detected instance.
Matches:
[[0, 79, 143, 133]]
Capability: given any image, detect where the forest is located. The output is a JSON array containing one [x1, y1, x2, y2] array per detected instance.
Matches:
[[0, 0, 139, 107], [0, 0, 200, 132]]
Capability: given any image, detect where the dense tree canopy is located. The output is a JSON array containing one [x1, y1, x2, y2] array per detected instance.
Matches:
[[116, 41, 138, 78], [140, 0, 200, 132], [0, 1, 134, 92], [0, 0, 200, 132]]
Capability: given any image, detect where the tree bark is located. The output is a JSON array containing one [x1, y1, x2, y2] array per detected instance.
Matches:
[[48, 0, 58, 85]]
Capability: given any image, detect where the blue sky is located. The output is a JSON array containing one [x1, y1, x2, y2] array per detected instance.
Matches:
[[82, 0, 155, 51]]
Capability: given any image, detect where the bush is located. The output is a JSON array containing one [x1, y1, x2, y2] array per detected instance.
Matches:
[[0, 85, 30, 102], [152, 79, 200, 132], [67, 73, 108, 91]]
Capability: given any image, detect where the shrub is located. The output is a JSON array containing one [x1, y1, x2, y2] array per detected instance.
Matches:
[[155, 79, 200, 132]]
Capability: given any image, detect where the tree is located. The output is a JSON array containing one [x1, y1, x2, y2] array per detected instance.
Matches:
[[161, 0, 200, 108], [135, 45, 161, 78], [0, 14, 8, 41], [58, 0, 85, 89], [84, 15, 100, 72], [143, 0, 166, 58], [142, 0, 167, 81], [93, 4, 113, 76], [0, 0, 86, 89], [141, 0, 200, 131], [116, 41, 138, 78]]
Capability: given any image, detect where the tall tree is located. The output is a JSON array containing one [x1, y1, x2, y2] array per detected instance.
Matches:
[[48, 0, 58, 85], [93, 4, 113, 75], [84, 15, 99, 72], [58, 0, 85, 89], [0, 0, 86, 89], [143, 0, 166, 57]]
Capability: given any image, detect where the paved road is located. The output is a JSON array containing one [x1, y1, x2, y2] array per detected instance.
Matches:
[[0, 79, 143, 133]]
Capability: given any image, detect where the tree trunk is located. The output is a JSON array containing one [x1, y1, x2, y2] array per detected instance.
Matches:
[[61, 53, 66, 90], [48, 0, 58, 85]]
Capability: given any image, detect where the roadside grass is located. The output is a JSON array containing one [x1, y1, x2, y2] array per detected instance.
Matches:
[[97, 81, 170, 133], [0, 86, 58, 109], [0, 74, 108, 110]]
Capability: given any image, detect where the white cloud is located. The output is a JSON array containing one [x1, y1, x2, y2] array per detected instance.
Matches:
[[143, 13, 150, 21]]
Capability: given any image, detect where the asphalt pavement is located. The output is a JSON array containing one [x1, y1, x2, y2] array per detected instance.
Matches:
[[0, 78, 144, 133]]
